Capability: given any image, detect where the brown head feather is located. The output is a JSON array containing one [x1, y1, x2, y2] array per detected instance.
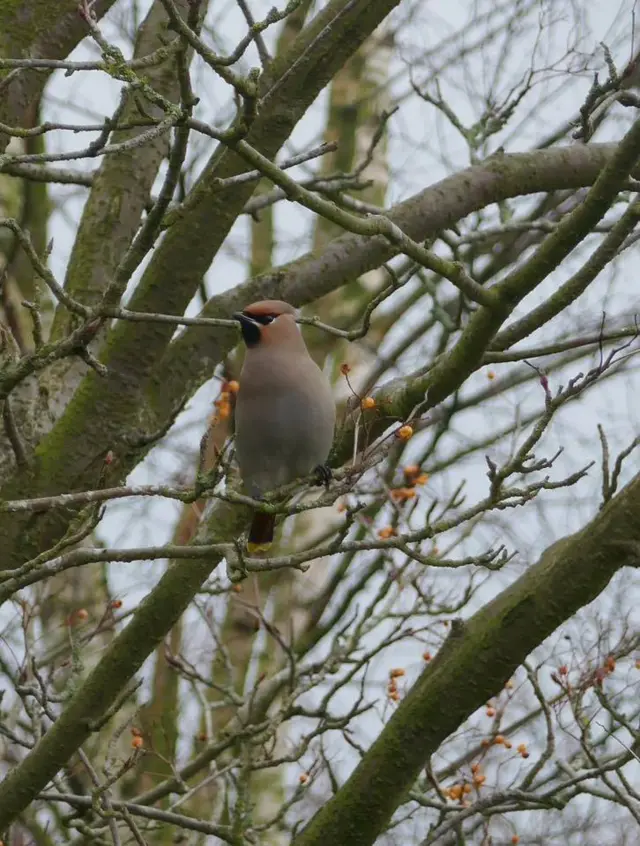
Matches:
[[242, 300, 296, 318], [235, 300, 304, 350]]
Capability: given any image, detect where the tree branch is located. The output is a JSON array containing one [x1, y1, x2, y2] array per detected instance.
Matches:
[[292, 472, 640, 846], [0, 0, 404, 570], [0, 498, 247, 829], [0, 0, 118, 153], [151, 141, 629, 426]]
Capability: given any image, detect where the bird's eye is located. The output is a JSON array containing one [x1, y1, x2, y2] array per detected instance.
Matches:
[[263, 315, 275, 324], [249, 313, 277, 325]]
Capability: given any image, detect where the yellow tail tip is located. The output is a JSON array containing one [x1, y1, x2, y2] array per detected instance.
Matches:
[[247, 541, 272, 555]]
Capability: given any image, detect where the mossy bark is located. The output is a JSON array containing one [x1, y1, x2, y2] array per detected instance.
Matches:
[[0, 143, 631, 572], [200, 8, 317, 836], [0, 0, 404, 570], [292, 473, 640, 846], [0, 497, 249, 830], [49, 0, 189, 342], [0, 0, 117, 151], [151, 142, 625, 433]]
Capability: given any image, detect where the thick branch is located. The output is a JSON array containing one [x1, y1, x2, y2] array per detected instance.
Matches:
[[0, 0, 403, 568], [292, 472, 640, 846], [0, 0, 117, 152], [48, 0, 191, 342], [492, 199, 640, 351], [0, 498, 247, 829], [420, 112, 640, 410], [151, 141, 628, 423]]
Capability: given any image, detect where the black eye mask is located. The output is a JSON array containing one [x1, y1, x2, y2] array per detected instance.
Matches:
[[235, 311, 277, 346], [245, 312, 276, 325]]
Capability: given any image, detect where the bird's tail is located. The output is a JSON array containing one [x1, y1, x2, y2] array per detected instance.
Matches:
[[247, 512, 275, 554]]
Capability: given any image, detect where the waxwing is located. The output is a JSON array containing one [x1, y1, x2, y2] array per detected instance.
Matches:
[[233, 300, 336, 553]]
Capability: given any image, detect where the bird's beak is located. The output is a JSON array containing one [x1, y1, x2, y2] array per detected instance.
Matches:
[[233, 312, 257, 329], [233, 312, 261, 346]]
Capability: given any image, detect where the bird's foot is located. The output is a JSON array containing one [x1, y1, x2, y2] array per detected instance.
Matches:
[[313, 464, 332, 488]]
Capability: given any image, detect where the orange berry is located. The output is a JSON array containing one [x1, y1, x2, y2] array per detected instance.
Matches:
[[521, 751, 530, 758], [505, 679, 514, 690], [480, 739, 490, 748], [299, 773, 309, 784], [215, 391, 230, 405], [389, 668, 405, 678], [470, 763, 481, 774], [511, 837, 520, 844], [486, 707, 496, 717], [605, 655, 616, 672], [226, 380, 240, 394], [403, 464, 420, 479], [232, 584, 242, 593], [390, 487, 416, 502], [462, 783, 472, 794], [494, 735, 505, 745], [504, 741, 512, 749], [396, 425, 414, 441], [75, 609, 89, 622], [415, 473, 429, 485], [448, 784, 463, 800], [131, 735, 143, 749], [361, 396, 376, 410], [340, 363, 351, 375], [517, 744, 527, 754], [378, 527, 397, 539], [217, 403, 231, 419], [487, 370, 496, 380], [559, 665, 568, 675], [422, 651, 432, 661], [389, 691, 400, 702], [111, 599, 122, 609], [473, 774, 486, 786]]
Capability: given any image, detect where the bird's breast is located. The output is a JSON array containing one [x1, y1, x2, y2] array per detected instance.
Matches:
[[235, 366, 334, 495]]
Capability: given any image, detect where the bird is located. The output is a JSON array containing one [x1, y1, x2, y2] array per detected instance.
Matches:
[[233, 300, 335, 554]]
